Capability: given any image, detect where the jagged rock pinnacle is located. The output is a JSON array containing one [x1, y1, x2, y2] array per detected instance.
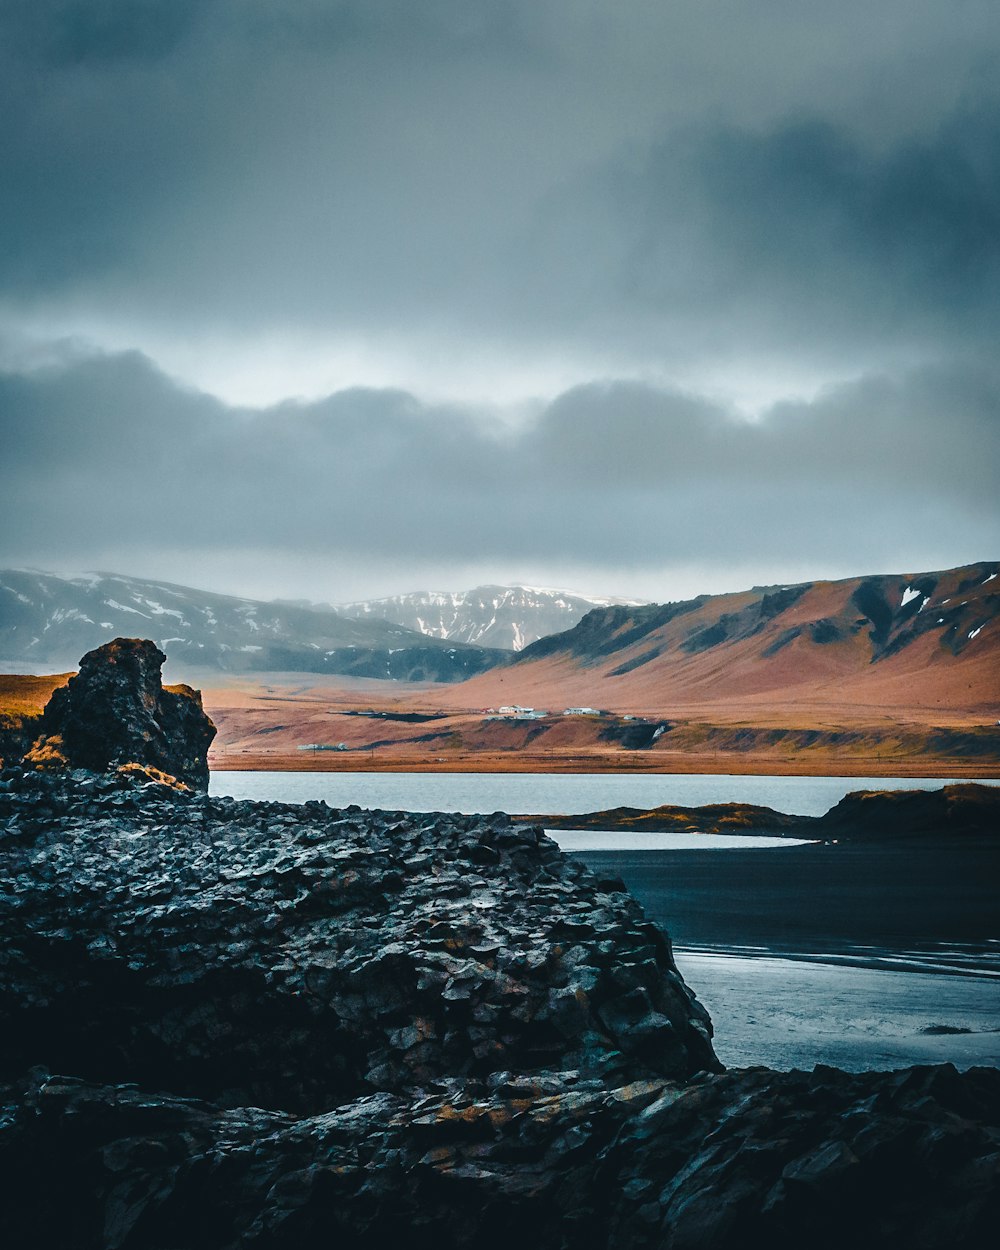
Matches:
[[33, 637, 215, 790]]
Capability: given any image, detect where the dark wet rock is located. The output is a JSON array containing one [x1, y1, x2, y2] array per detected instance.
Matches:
[[1, 771, 998, 1247], [0, 715, 41, 773], [27, 638, 215, 789], [0, 771, 717, 1114], [2, 1063, 997, 1250]]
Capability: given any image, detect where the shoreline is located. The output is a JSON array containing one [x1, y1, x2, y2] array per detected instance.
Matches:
[[208, 750, 1000, 777], [673, 948, 1000, 1072]]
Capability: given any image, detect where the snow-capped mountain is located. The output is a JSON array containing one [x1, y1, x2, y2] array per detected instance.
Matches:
[[337, 585, 647, 651], [0, 570, 508, 682]]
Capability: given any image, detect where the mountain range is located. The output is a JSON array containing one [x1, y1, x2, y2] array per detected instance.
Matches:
[[335, 585, 643, 651], [2, 564, 997, 722], [0, 570, 507, 683]]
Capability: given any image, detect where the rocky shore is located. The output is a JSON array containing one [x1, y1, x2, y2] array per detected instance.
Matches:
[[0, 768, 716, 1106], [2, 768, 999, 1248], [1, 640, 998, 1247]]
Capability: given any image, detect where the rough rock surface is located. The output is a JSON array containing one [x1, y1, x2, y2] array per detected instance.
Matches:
[[32, 638, 215, 789], [3, 1063, 998, 1250], [2, 771, 998, 1248], [0, 770, 717, 1113]]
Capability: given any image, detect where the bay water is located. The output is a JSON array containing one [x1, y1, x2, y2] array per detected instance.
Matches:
[[209, 769, 995, 817]]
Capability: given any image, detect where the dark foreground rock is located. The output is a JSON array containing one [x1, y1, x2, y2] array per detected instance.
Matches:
[[2, 771, 998, 1248], [11, 638, 216, 790], [0, 770, 717, 1113], [3, 1062, 998, 1249]]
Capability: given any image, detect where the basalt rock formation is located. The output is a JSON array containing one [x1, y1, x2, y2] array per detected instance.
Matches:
[[1, 769, 998, 1248], [0, 770, 717, 1111], [24, 638, 215, 790], [4, 1063, 998, 1250]]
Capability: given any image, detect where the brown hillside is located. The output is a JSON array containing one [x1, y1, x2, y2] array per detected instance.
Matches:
[[199, 563, 999, 776], [5, 563, 997, 777], [428, 562, 1000, 718]]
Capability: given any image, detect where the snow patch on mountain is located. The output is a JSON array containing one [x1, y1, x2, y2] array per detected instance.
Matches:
[[337, 585, 648, 651]]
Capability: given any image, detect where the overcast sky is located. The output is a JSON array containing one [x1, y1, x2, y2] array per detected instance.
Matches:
[[2, 0, 998, 603]]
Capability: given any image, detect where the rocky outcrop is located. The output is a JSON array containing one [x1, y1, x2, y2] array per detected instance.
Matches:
[[28, 638, 215, 789], [2, 1040, 998, 1249], [816, 782, 1000, 839], [0, 770, 717, 1113]]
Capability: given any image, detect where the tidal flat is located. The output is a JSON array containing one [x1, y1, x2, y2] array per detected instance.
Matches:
[[573, 840, 1000, 1070]]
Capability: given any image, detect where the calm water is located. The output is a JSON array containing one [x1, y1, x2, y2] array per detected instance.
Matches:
[[209, 770, 1000, 1069], [210, 770, 997, 816]]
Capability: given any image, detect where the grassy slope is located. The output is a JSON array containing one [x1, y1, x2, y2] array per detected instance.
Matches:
[[0, 674, 71, 721]]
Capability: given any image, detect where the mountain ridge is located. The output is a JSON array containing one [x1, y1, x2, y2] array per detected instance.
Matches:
[[336, 584, 646, 651], [0, 570, 508, 684], [433, 560, 1000, 715], [3, 561, 996, 715]]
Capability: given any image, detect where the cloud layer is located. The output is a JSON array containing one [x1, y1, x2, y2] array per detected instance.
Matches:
[[2, 2, 997, 596], [3, 3, 999, 382], [2, 348, 996, 600]]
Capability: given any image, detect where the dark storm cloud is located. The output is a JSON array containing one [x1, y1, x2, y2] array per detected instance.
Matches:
[[4, 0, 208, 66], [2, 0, 999, 370], [603, 106, 1000, 357], [2, 3, 998, 596], [2, 349, 997, 580], [0, 0, 545, 305]]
